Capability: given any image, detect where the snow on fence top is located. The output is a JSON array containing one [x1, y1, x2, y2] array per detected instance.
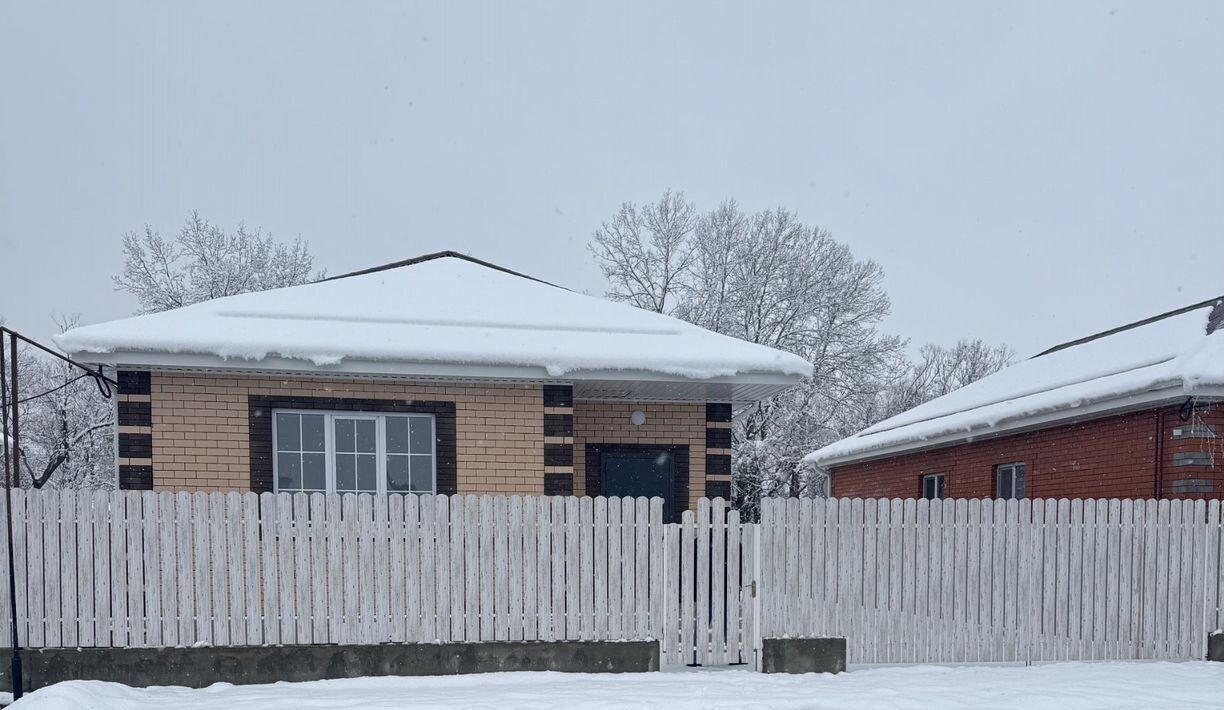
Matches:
[[808, 297, 1224, 465], [55, 252, 812, 382]]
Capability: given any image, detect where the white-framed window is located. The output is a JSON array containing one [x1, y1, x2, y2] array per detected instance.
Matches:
[[995, 462, 1026, 500], [921, 473, 945, 500], [272, 410, 436, 495]]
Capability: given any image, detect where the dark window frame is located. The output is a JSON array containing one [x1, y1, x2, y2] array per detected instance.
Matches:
[[995, 462, 1027, 500], [921, 473, 946, 500], [249, 395, 456, 495]]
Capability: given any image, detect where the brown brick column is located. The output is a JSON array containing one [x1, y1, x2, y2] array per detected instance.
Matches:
[[704, 402, 732, 500], [116, 370, 154, 489], [542, 384, 575, 495]]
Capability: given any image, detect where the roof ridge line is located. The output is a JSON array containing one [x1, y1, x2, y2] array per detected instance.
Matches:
[[318, 250, 569, 290], [1033, 294, 1224, 358]]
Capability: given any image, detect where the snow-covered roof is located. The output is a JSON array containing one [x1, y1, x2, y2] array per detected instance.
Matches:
[[55, 252, 810, 401], [808, 297, 1224, 467]]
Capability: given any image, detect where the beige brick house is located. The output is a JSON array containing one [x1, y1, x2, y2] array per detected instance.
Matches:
[[58, 252, 810, 520]]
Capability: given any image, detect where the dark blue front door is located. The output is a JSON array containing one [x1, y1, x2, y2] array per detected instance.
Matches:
[[601, 449, 676, 522]]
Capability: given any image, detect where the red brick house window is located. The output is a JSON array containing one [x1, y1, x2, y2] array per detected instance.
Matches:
[[995, 462, 1026, 499], [921, 473, 945, 500]]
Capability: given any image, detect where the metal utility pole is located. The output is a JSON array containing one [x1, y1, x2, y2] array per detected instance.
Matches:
[[1, 332, 22, 699]]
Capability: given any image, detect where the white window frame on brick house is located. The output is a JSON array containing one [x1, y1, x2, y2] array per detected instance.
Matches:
[[921, 473, 946, 500], [995, 462, 1026, 500], [271, 410, 437, 495]]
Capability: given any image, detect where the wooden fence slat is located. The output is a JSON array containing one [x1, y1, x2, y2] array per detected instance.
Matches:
[[74, 491, 96, 648], [447, 494, 465, 642], [478, 496, 495, 641], [710, 498, 727, 666], [742, 521, 759, 670], [578, 497, 593, 640], [535, 496, 552, 642], [507, 496, 523, 642], [695, 498, 712, 665], [564, 496, 580, 640], [495, 495, 511, 641], [606, 496, 621, 640], [372, 494, 390, 643], [57, 491, 77, 649], [464, 495, 481, 642], [432, 495, 450, 643], [22, 492, 45, 648], [216, 493, 239, 646], [634, 497, 650, 642], [311, 493, 330, 644], [180, 492, 199, 647], [420, 495, 440, 642], [400, 494, 418, 643], [649, 498, 666, 651], [620, 497, 635, 641], [549, 496, 565, 642], [725, 507, 741, 663], [0, 491, 11, 647], [214, 493, 237, 645], [155, 492, 175, 648], [405, 495, 423, 643], [522, 496, 538, 641], [593, 497, 608, 641], [44, 490, 62, 648], [680, 509, 695, 665], [242, 492, 262, 646]]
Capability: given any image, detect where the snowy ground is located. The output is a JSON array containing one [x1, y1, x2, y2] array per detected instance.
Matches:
[[8, 661, 1223, 710]]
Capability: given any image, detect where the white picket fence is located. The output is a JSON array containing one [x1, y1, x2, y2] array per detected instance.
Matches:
[[0, 490, 758, 668], [4, 491, 1223, 668], [760, 497, 1224, 664]]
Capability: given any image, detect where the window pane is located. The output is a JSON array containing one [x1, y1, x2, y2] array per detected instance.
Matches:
[[410, 455, 434, 492], [386, 417, 410, 454], [922, 477, 933, 499], [355, 419, 377, 453], [301, 414, 326, 452], [997, 469, 1012, 499], [335, 419, 355, 452], [276, 413, 301, 451], [336, 454, 356, 491], [277, 453, 302, 491], [1015, 465, 1026, 499], [386, 455, 411, 492], [356, 454, 378, 491], [302, 453, 327, 490], [937, 476, 945, 499], [410, 417, 433, 453]]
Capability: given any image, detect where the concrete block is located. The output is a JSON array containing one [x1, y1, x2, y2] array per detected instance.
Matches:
[[761, 637, 846, 674]]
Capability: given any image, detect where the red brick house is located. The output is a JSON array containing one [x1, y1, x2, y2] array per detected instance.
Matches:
[[55, 252, 811, 520], [808, 297, 1224, 501]]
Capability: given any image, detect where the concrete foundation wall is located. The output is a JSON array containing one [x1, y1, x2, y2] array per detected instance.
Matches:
[[760, 637, 846, 674], [1, 640, 659, 691]]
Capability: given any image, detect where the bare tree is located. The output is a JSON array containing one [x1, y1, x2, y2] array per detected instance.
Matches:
[[114, 211, 323, 314], [590, 193, 906, 515], [879, 340, 1015, 418], [588, 190, 697, 313], [2, 316, 115, 489]]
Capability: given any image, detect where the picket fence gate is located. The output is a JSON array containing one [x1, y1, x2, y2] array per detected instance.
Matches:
[[0, 490, 758, 669], [759, 496, 1224, 665]]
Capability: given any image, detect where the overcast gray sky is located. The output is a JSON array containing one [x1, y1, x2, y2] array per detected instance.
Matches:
[[1, 1, 1221, 356]]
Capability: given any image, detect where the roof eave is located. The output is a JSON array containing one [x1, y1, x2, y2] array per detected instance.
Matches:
[[814, 382, 1224, 470], [72, 349, 804, 404]]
